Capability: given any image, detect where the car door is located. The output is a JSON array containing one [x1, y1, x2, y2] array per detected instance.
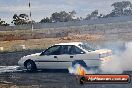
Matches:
[[67, 45, 86, 60], [34, 45, 62, 69], [56, 45, 79, 68], [55, 45, 85, 68]]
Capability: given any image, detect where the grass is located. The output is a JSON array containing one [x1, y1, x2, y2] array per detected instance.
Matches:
[[1, 21, 132, 52], [0, 33, 103, 52]]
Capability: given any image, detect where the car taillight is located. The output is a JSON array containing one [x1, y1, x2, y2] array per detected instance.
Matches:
[[99, 53, 105, 58], [99, 52, 112, 58]]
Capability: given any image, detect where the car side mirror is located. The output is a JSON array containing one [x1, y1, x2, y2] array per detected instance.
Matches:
[[40, 51, 46, 56], [40, 52, 44, 56]]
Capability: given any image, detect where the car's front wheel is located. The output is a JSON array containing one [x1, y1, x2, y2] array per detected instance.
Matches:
[[25, 60, 37, 72]]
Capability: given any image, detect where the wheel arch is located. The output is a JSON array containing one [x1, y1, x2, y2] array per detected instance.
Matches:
[[24, 59, 33, 67], [72, 60, 87, 67]]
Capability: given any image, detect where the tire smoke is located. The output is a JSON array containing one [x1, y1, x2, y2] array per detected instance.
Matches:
[[100, 42, 132, 74]]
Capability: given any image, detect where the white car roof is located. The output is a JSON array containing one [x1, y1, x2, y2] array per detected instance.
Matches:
[[55, 42, 83, 46]]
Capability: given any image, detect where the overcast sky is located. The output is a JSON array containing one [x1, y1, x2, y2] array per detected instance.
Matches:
[[0, 0, 131, 24]]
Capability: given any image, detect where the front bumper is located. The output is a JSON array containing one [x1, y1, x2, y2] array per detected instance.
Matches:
[[18, 59, 25, 68]]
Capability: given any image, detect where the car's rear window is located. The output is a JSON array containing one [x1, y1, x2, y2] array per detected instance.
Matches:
[[78, 43, 97, 51]]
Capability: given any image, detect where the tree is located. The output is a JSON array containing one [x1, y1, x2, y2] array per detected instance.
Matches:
[[69, 10, 76, 19], [51, 10, 76, 22], [98, 14, 105, 18], [91, 10, 98, 17], [85, 14, 91, 20], [40, 17, 51, 23], [12, 13, 34, 25], [110, 1, 132, 17], [51, 11, 68, 22], [0, 18, 9, 26], [75, 17, 83, 21], [85, 10, 99, 20], [104, 12, 116, 18], [123, 9, 132, 15], [40, 10, 77, 23]]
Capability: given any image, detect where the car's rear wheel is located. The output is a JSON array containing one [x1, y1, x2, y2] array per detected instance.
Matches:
[[72, 60, 87, 68], [25, 60, 37, 72]]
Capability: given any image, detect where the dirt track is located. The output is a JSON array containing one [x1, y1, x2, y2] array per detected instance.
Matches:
[[0, 49, 43, 66], [0, 71, 132, 88]]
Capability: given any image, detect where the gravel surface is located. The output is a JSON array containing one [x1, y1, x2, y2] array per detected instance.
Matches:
[[0, 49, 43, 66], [0, 70, 131, 88]]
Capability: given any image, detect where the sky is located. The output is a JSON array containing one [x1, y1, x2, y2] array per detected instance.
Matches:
[[0, 0, 131, 24]]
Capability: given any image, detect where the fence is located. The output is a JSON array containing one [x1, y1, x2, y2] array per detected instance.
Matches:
[[1, 16, 132, 31]]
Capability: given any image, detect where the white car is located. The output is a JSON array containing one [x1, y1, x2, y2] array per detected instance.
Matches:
[[18, 42, 112, 72]]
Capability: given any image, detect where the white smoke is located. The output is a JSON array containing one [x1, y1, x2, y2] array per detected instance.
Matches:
[[68, 42, 132, 74], [100, 42, 132, 74]]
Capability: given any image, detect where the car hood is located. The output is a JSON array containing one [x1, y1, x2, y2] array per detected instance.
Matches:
[[23, 53, 41, 58]]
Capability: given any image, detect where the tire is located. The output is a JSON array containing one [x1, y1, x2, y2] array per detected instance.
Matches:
[[72, 60, 87, 68], [25, 60, 37, 72]]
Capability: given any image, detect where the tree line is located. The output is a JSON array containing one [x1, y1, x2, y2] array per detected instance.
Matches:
[[0, 19, 9, 26], [1, 1, 132, 26]]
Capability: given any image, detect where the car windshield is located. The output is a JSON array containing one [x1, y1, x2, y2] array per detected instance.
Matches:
[[79, 42, 98, 51]]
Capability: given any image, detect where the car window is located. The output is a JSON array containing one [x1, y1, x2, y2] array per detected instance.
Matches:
[[79, 43, 96, 51], [41, 45, 61, 55], [61, 45, 72, 54], [61, 45, 85, 54], [74, 46, 85, 54], [69, 46, 85, 54]]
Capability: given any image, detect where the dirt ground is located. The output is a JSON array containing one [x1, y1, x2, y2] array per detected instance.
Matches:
[[0, 28, 132, 52], [0, 29, 132, 88], [0, 71, 132, 88]]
